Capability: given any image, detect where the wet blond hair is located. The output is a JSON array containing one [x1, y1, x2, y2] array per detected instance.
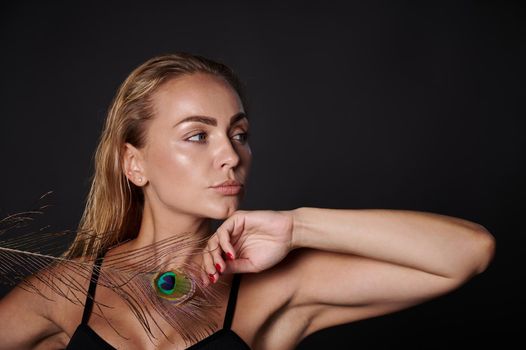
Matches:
[[66, 53, 246, 258]]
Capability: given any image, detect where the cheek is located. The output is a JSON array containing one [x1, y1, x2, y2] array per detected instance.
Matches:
[[239, 147, 252, 175], [152, 152, 183, 182], [147, 143, 205, 189]]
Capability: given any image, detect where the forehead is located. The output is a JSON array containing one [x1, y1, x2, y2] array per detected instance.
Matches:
[[152, 73, 244, 123]]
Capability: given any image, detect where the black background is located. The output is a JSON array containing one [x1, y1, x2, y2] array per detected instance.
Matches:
[[1, 1, 524, 348]]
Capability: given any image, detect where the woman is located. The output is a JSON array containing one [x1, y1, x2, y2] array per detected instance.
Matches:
[[0, 52, 496, 349]]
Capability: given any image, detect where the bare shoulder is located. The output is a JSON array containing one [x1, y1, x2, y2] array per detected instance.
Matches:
[[16, 257, 93, 327], [40, 257, 94, 332], [0, 260, 83, 349], [233, 248, 318, 349]]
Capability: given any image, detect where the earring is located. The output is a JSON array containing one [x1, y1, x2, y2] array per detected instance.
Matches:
[[138, 177, 143, 183]]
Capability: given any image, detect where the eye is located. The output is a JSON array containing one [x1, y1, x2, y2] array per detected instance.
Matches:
[[187, 132, 250, 144], [233, 132, 250, 143], [187, 132, 207, 143]]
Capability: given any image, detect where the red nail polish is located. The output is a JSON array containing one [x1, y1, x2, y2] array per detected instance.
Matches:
[[208, 274, 215, 283], [227, 252, 234, 260], [215, 263, 222, 273]]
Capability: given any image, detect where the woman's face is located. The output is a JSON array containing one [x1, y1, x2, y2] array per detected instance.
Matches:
[[137, 73, 252, 220]]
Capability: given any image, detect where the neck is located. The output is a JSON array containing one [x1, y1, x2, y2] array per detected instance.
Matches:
[[129, 196, 213, 266]]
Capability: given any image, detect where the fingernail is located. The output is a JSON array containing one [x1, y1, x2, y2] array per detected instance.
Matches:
[[215, 263, 222, 274], [227, 252, 234, 260], [208, 274, 215, 283]]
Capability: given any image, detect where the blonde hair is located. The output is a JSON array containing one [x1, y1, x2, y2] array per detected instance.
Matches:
[[66, 53, 246, 258]]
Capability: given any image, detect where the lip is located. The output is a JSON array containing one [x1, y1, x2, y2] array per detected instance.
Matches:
[[211, 179, 242, 187], [212, 185, 243, 196]]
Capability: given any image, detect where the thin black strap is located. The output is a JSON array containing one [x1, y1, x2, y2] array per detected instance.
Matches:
[[222, 273, 242, 330], [81, 251, 106, 325]]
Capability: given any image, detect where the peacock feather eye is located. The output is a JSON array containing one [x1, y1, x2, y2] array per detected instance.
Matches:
[[152, 270, 195, 303], [157, 271, 176, 294]]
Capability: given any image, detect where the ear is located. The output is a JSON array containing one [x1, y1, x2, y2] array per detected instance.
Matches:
[[122, 143, 148, 187]]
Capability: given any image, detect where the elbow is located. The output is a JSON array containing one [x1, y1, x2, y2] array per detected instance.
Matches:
[[450, 226, 496, 281], [437, 215, 496, 280], [472, 226, 496, 275]]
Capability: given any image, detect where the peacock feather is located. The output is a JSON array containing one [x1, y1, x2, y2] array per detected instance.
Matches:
[[0, 195, 230, 346]]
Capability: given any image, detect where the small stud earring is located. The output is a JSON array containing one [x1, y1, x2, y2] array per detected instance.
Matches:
[[138, 177, 143, 183]]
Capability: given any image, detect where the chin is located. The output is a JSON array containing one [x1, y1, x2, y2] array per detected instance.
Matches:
[[208, 203, 239, 219]]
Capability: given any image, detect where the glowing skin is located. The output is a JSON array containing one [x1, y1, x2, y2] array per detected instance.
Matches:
[[122, 73, 252, 251]]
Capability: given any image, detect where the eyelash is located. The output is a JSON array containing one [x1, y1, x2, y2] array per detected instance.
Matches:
[[186, 132, 250, 144]]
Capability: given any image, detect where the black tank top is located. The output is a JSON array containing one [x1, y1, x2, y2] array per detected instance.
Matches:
[[65, 252, 250, 349]]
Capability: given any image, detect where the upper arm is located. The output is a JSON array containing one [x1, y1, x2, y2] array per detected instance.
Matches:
[[288, 248, 469, 340], [0, 276, 63, 350]]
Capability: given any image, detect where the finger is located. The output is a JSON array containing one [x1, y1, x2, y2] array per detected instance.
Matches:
[[200, 268, 209, 287], [203, 249, 218, 284], [200, 263, 210, 287], [215, 228, 237, 263], [215, 214, 245, 259], [209, 242, 226, 276], [199, 249, 210, 287], [230, 215, 246, 242], [198, 252, 211, 287]]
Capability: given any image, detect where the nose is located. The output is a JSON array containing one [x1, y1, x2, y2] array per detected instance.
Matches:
[[215, 135, 241, 170]]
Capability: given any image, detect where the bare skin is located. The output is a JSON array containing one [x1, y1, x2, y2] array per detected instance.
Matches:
[[0, 72, 496, 349], [0, 73, 297, 349]]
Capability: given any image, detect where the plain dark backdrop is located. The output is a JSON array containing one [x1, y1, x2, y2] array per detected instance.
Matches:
[[1, 1, 524, 348]]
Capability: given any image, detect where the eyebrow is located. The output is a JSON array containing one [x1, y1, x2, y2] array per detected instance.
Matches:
[[173, 112, 248, 127]]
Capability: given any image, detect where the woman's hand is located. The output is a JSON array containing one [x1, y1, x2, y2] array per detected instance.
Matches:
[[200, 209, 295, 286]]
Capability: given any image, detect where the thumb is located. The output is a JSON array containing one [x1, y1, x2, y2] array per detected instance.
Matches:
[[223, 258, 256, 274]]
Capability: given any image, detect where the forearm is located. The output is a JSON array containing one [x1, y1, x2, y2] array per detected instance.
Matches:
[[290, 207, 496, 279]]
